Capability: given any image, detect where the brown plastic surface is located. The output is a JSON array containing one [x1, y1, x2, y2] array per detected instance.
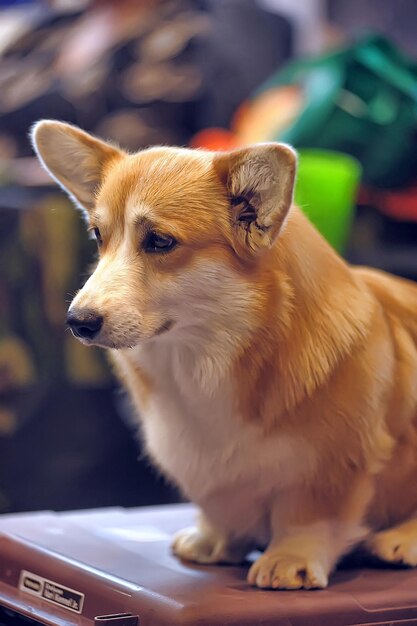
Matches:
[[0, 504, 417, 625]]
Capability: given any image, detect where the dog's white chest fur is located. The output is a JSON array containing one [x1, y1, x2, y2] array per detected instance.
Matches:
[[127, 342, 314, 540]]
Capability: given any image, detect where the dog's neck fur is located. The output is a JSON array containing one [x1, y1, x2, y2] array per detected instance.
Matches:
[[261, 209, 374, 415]]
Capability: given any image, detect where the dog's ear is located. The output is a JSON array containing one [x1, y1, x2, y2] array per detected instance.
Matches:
[[31, 120, 122, 214], [214, 143, 297, 255]]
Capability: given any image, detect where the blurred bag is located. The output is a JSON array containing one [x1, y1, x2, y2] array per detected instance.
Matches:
[[264, 34, 417, 188]]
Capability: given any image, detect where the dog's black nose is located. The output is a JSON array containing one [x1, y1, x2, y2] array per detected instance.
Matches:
[[67, 309, 103, 340]]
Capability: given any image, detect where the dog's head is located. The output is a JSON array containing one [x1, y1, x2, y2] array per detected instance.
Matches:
[[31, 121, 296, 350]]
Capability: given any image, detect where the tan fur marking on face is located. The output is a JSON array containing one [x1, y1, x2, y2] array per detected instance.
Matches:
[[96, 148, 232, 247]]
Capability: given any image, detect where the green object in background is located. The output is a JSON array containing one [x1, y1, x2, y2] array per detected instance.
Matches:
[[295, 149, 362, 253], [259, 34, 417, 188]]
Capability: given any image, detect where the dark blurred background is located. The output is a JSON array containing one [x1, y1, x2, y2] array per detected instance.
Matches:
[[1, 0, 417, 514]]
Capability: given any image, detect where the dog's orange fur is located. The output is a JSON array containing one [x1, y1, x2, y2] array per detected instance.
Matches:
[[32, 120, 417, 589]]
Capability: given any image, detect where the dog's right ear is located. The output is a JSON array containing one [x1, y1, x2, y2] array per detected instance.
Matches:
[[31, 120, 122, 214]]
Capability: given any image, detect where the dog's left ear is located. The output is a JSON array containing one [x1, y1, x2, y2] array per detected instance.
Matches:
[[214, 143, 297, 255], [31, 120, 122, 214]]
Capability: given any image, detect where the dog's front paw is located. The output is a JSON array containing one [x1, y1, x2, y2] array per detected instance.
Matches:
[[172, 526, 248, 565], [368, 527, 417, 567], [172, 526, 225, 564], [247, 551, 329, 590]]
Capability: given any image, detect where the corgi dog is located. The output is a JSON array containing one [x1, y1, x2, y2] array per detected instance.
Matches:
[[32, 120, 417, 590]]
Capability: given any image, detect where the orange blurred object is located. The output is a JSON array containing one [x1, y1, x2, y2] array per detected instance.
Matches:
[[190, 86, 303, 151], [232, 85, 302, 145], [190, 128, 238, 151]]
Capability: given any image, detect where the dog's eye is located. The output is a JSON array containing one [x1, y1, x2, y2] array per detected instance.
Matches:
[[144, 231, 177, 253], [93, 227, 102, 247]]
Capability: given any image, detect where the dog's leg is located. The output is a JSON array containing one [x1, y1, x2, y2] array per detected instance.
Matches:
[[172, 512, 251, 565], [367, 516, 417, 566], [248, 525, 332, 589], [248, 479, 372, 590]]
